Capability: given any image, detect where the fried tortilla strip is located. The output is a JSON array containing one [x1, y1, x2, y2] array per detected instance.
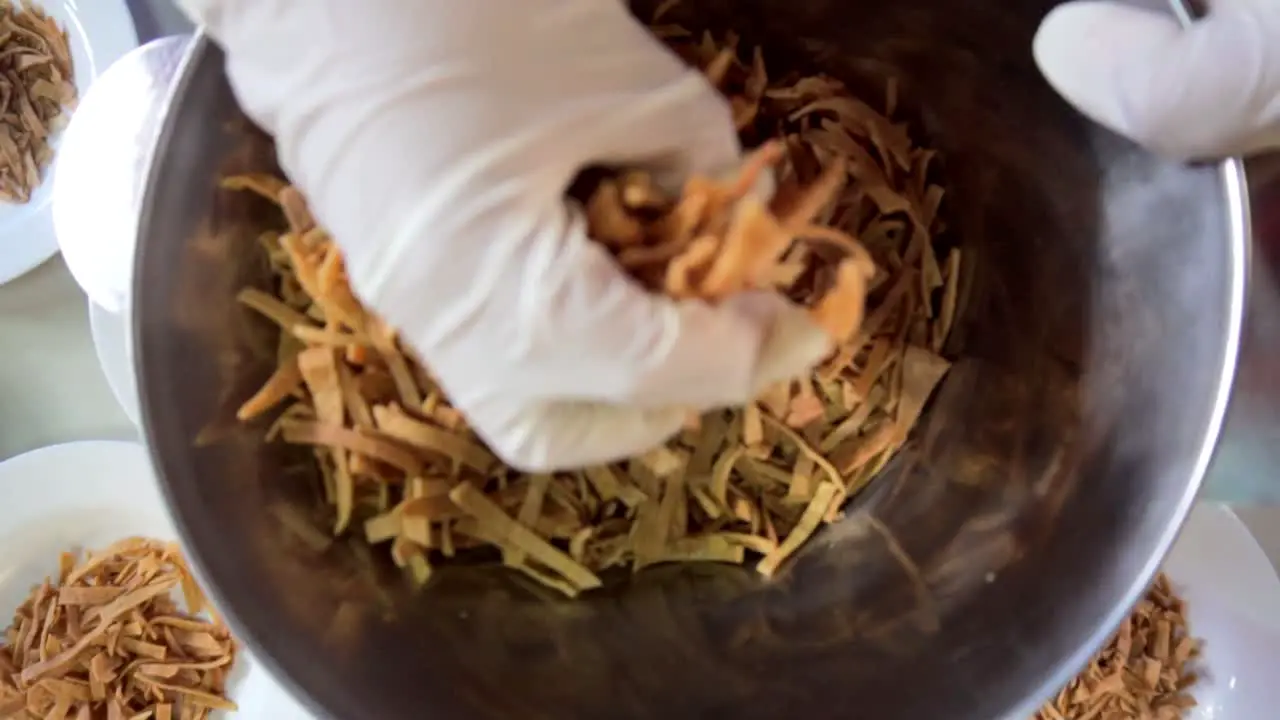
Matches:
[[811, 259, 875, 341], [134, 679, 237, 711], [372, 404, 496, 474], [653, 535, 745, 565], [279, 186, 316, 233], [892, 346, 951, 442], [292, 324, 365, 348], [219, 173, 287, 202], [57, 586, 126, 607], [698, 198, 791, 298], [934, 248, 962, 352], [298, 347, 345, 426], [281, 421, 422, 476], [665, 235, 721, 298], [236, 288, 314, 332], [756, 481, 839, 578], [235, 356, 303, 421], [503, 473, 551, 567], [80, 578, 180, 630], [581, 465, 647, 508], [449, 484, 601, 592]]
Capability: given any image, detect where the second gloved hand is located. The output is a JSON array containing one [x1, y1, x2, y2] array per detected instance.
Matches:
[[180, 0, 832, 471], [1034, 0, 1280, 158]]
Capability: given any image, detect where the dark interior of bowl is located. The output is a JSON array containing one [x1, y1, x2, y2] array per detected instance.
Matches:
[[134, 1, 1241, 718]]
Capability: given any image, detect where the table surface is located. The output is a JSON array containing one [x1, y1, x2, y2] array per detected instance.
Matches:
[[3, 0, 1278, 567]]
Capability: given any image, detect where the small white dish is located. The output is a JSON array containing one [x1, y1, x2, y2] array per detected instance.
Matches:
[[0, 441, 315, 719], [1164, 502, 1280, 718], [88, 298, 139, 427], [0, 0, 138, 287]]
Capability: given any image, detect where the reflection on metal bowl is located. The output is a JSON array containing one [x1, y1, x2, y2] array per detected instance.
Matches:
[[132, 1, 1246, 718]]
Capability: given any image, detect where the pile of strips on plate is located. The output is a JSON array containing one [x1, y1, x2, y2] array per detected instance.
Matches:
[[1034, 574, 1202, 720], [0, 2, 77, 203], [225, 22, 960, 598], [0, 539, 238, 719]]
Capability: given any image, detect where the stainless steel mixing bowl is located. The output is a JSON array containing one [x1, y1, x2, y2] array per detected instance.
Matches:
[[132, 1, 1247, 718]]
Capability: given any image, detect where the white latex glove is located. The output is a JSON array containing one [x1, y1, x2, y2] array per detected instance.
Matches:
[[1034, 0, 1280, 159], [178, 0, 831, 472]]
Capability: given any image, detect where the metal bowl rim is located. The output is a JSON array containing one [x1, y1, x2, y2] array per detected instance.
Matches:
[[132, 18, 1251, 719]]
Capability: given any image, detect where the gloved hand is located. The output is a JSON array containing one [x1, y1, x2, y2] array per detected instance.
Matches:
[[178, 0, 831, 472], [1034, 0, 1280, 159]]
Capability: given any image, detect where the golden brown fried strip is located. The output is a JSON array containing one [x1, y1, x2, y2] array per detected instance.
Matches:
[[0, 540, 236, 720], [235, 356, 303, 422]]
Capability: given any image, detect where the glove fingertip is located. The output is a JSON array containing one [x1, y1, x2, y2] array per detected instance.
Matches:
[[739, 294, 833, 394], [1033, 2, 1140, 127], [1034, 1, 1232, 158], [654, 292, 831, 409], [493, 403, 687, 472]]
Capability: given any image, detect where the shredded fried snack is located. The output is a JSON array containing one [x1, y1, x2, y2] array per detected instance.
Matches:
[[0, 1, 76, 204], [1034, 574, 1202, 720], [228, 18, 959, 596], [0, 539, 239, 720]]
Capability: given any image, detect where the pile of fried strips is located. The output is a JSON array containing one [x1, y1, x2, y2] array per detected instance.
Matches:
[[226, 26, 960, 598], [1034, 574, 1202, 720], [0, 539, 238, 720], [0, 1, 77, 204]]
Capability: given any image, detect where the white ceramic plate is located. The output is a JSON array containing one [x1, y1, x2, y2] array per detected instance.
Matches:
[[1163, 502, 1280, 718], [0, 0, 138, 287], [88, 298, 139, 427], [0, 441, 315, 719], [53, 34, 191, 313]]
